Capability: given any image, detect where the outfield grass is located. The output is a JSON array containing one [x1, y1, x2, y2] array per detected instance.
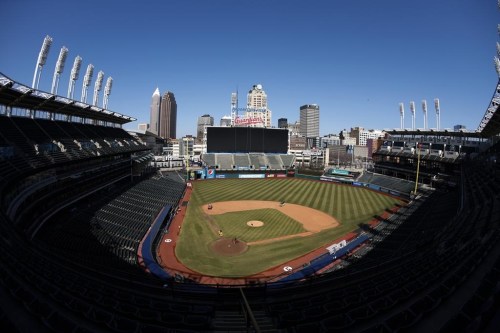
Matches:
[[175, 178, 404, 277]]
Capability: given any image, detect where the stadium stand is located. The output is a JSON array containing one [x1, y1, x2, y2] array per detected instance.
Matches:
[[249, 153, 267, 169], [215, 153, 234, 170], [201, 152, 295, 171], [357, 171, 416, 195]]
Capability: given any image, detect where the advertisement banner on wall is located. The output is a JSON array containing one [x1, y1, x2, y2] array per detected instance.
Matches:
[[239, 174, 265, 179], [206, 168, 216, 179]]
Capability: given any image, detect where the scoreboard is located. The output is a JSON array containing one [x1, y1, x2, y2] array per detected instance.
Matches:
[[207, 127, 288, 154]]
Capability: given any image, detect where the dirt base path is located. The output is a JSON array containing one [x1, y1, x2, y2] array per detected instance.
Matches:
[[202, 200, 339, 232]]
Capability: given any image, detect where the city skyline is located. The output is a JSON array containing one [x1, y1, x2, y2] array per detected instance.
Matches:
[[1, 0, 499, 138]]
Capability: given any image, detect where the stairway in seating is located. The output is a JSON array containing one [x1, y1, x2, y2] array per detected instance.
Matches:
[[211, 309, 281, 332]]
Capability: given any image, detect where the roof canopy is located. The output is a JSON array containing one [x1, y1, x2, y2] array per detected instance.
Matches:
[[0, 72, 135, 125]]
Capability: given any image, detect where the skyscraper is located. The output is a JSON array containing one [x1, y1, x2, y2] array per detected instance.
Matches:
[[149, 87, 161, 136], [220, 115, 232, 127], [159, 91, 177, 139], [278, 118, 288, 129], [300, 104, 320, 138], [196, 114, 214, 144], [246, 84, 271, 127]]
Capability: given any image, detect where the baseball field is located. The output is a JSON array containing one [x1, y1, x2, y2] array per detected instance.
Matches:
[[175, 178, 404, 277]]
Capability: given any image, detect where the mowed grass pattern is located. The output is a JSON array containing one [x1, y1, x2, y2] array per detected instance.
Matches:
[[211, 209, 306, 242], [175, 178, 404, 277]]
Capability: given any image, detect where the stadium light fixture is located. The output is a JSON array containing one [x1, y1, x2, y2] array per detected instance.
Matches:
[[434, 98, 440, 130], [67, 56, 82, 99], [102, 76, 113, 109], [494, 57, 500, 77], [92, 70, 104, 106], [51, 46, 68, 95], [32, 35, 53, 89], [399, 102, 404, 129], [422, 100, 428, 130], [81, 64, 94, 103], [409, 101, 416, 130]]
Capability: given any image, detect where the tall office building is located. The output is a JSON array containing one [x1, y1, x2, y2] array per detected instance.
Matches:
[[197, 114, 214, 144], [300, 104, 320, 138], [159, 91, 177, 139], [220, 115, 232, 127], [149, 87, 161, 136], [278, 118, 288, 129], [246, 84, 272, 127]]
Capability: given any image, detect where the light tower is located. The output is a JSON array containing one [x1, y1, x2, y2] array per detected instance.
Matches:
[[92, 70, 104, 106], [102, 77, 113, 109], [434, 98, 441, 130], [422, 99, 428, 130], [81, 64, 94, 103], [67, 56, 82, 99], [231, 91, 238, 126], [494, 56, 500, 76], [50, 46, 68, 95], [399, 102, 405, 129], [410, 101, 416, 130], [32, 35, 53, 89]]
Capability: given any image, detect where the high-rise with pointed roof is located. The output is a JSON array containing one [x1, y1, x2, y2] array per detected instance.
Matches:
[[149, 87, 161, 136]]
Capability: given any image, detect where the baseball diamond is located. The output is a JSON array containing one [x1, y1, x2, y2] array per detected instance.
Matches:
[[158, 178, 404, 279]]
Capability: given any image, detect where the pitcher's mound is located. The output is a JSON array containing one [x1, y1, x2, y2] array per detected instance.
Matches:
[[247, 220, 264, 227], [211, 238, 248, 256]]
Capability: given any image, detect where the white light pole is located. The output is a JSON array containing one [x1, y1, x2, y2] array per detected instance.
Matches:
[[103, 77, 113, 109], [51, 46, 68, 95], [422, 99, 428, 130], [399, 102, 405, 129], [92, 70, 104, 106], [81, 64, 94, 103], [494, 57, 500, 77], [32, 35, 53, 89], [67, 56, 82, 99], [434, 98, 441, 130], [410, 101, 416, 130]]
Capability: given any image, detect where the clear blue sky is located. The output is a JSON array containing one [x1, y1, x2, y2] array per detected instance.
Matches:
[[1, 0, 498, 137]]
